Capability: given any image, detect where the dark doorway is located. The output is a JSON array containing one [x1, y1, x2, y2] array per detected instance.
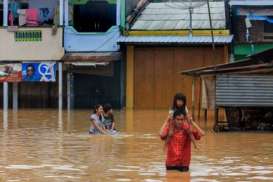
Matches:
[[73, 61, 123, 109], [73, 0, 116, 32]]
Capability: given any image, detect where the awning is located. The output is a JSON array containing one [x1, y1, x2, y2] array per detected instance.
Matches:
[[62, 52, 121, 62], [234, 43, 273, 56], [118, 35, 233, 45], [70, 62, 109, 67], [181, 48, 273, 76]]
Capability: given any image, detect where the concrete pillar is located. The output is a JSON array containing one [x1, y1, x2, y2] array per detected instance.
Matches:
[[3, 0, 8, 26], [116, 0, 121, 26], [59, 0, 64, 26], [64, 0, 69, 26], [58, 62, 63, 111], [3, 82, 8, 129]]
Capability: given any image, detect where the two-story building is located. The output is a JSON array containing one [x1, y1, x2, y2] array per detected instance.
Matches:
[[230, 0, 273, 60], [118, 0, 233, 110], [63, 0, 123, 109], [0, 0, 64, 108]]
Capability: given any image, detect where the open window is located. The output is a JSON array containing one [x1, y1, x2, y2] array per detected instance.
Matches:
[[8, 0, 59, 27], [70, 0, 116, 32]]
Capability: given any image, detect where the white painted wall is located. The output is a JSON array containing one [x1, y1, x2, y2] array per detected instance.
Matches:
[[0, 28, 64, 61]]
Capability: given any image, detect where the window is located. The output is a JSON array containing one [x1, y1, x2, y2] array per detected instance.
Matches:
[[264, 19, 273, 41], [71, 0, 116, 32], [264, 21, 273, 33], [8, 0, 59, 27]]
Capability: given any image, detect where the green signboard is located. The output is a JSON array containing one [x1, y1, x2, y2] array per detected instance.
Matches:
[[15, 30, 42, 42]]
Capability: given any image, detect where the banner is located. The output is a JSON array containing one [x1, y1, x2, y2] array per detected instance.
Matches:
[[0, 64, 22, 82], [22, 62, 56, 82]]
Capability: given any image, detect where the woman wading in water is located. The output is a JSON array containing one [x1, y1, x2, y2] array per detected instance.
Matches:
[[89, 104, 109, 135]]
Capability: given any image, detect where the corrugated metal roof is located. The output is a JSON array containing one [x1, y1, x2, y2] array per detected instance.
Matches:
[[131, 1, 226, 30], [216, 75, 273, 107], [229, 0, 273, 6], [117, 35, 233, 44]]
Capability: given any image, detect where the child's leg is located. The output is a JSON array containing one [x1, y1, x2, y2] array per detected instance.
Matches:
[[189, 133, 198, 149]]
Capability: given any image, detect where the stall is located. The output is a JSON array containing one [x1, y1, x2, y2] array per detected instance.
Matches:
[[182, 49, 273, 131]]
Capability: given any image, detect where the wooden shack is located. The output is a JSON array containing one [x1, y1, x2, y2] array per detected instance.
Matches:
[[182, 49, 273, 131]]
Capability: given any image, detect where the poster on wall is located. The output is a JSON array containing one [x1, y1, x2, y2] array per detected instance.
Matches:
[[0, 64, 22, 82], [22, 62, 56, 82]]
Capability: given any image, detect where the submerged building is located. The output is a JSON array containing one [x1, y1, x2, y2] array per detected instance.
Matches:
[[119, 0, 233, 109]]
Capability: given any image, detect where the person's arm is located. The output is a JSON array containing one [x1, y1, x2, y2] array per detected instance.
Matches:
[[111, 121, 115, 130], [187, 115, 205, 136], [159, 118, 170, 140], [184, 124, 198, 149], [111, 114, 116, 130], [186, 129, 198, 149]]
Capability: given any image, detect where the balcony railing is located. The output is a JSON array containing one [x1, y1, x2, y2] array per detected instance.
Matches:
[[64, 26, 120, 52]]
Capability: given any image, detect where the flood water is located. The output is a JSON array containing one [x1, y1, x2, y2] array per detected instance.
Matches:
[[0, 109, 273, 182]]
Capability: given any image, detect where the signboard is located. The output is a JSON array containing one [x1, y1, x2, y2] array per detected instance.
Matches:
[[22, 62, 56, 82], [15, 30, 42, 42], [0, 64, 22, 82]]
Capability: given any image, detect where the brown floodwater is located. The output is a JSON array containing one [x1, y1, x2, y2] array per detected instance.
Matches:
[[0, 109, 273, 182]]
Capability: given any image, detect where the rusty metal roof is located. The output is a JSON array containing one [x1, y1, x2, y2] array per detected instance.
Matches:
[[131, 1, 226, 30]]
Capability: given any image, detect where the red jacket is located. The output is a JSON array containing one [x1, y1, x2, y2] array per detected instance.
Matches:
[[160, 122, 201, 167]]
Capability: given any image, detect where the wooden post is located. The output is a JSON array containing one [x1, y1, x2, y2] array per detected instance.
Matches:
[[126, 46, 134, 109], [224, 45, 229, 63], [120, 60, 125, 108], [198, 78, 202, 121], [204, 109, 208, 123], [67, 70, 74, 110], [12, 83, 18, 111], [67, 71, 71, 110], [3, 0, 8, 26], [214, 107, 219, 132], [191, 78, 195, 120]]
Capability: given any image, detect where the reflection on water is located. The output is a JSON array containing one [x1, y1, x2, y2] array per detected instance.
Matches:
[[0, 109, 272, 182]]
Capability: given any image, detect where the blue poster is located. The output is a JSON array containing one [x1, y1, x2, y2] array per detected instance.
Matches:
[[22, 62, 56, 82]]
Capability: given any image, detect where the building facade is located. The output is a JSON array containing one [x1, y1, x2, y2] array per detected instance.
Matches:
[[229, 0, 273, 60], [0, 0, 64, 108], [63, 0, 123, 109], [119, 0, 233, 110]]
